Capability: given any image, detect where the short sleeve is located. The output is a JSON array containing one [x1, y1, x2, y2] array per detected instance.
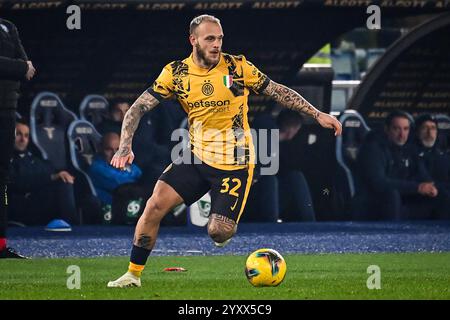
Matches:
[[242, 56, 270, 94], [147, 64, 174, 101]]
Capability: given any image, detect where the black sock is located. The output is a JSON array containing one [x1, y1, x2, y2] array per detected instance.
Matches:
[[130, 245, 151, 266]]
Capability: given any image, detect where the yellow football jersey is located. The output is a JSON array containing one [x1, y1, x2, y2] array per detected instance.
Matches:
[[149, 53, 270, 171]]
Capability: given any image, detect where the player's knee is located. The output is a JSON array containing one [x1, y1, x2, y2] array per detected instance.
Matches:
[[142, 196, 167, 221], [207, 214, 237, 243]]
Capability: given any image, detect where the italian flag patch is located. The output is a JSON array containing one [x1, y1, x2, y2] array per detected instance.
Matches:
[[223, 75, 233, 88]]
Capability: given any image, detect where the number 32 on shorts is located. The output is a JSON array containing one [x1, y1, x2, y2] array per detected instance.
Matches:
[[220, 177, 242, 196], [220, 177, 242, 210]]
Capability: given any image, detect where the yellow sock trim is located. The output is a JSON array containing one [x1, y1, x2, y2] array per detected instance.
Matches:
[[128, 262, 145, 277]]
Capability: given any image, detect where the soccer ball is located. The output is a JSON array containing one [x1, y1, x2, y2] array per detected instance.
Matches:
[[245, 248, 287, 287]]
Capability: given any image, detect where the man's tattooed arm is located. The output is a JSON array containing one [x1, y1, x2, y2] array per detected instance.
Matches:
[[117, 91, 160, 156], [262, 80, 321, 119]]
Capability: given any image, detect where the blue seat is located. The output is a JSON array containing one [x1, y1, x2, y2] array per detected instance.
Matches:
[[79, 95, 109, 132], [335, 110, 371, 214], [67, 120, 104, 223], [435, 114, 450, 153], [30, 92, 78, 171], [67, 120, 102, 197]]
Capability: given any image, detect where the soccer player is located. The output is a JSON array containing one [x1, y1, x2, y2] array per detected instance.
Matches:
[[107, 14, 342, 287]]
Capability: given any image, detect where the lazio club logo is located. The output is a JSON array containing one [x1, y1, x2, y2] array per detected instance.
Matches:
[[202, 80, 214, 96]]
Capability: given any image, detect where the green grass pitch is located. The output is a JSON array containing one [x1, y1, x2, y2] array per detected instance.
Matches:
[[0, 253, 449, 299]]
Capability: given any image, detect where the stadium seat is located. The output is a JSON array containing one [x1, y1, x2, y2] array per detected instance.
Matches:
[[67, 120, 102, 197], [30, 92, 78, 171], [334, 110, 371, 217], [435, 114, 450, 153], [67, 120, 104, 224], [79, 95, 109, 131], [404, 111, 416, 144]]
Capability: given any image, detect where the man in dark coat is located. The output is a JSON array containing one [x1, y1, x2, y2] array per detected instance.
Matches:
[[8, 122, 79, 226], [414, 114, 450, 219], [356, 110, 448, 220], [0, 18, 35, 258]]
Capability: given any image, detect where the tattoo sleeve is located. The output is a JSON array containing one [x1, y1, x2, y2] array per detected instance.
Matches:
[[207, 213, 237, 243], [262, 80, 320, 119], [117, 91, 160, 156]]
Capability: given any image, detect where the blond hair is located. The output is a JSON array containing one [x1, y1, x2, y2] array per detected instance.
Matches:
[[189, 14, 221, 35]]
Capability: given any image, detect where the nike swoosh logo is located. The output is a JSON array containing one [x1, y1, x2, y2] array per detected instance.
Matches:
[[230, 198, 239, 211]]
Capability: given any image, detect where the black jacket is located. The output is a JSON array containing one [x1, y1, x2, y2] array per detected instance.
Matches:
[[0, 18, 28, 107], [357, 131, 431, 195], [9, 150, 54, 194], [417, 143, 450, 191]]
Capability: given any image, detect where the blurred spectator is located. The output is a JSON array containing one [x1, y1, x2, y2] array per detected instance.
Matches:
[[88, 132, 147, 224], [337, 40, 356, 52], [88, 132, 142, 205], [97, 99, 130, 135], [277, 109, 315, 222], [415, 114, 450, 219], [95, 100, 184, 225], [356, 110, 449, 220], [8, 122, 79, 228]]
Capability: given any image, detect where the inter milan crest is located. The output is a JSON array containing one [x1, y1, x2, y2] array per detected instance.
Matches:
[[202, 80, 214, 96]]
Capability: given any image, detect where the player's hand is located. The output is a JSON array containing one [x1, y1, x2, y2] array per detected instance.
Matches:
[[316, 112, 342, 136], [25, 61, 36, 80], [111, 149, 135, 170]]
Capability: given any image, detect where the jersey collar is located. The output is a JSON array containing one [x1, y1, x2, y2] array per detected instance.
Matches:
[[188, 53, 224, 74]]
